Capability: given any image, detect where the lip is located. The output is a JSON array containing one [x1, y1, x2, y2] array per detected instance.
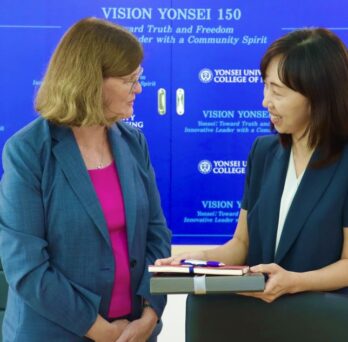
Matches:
[[270, 113, 282, 125], [269, 110, 280, 118]]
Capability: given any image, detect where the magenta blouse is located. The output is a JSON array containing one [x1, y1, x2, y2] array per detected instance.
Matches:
[[88, 162, 131, 318]]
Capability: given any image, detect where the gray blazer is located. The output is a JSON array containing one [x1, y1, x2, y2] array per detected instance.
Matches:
[[0, 118, 171, 341]]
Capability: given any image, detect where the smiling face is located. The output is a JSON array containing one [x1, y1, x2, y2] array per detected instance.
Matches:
[[262, 56, 311, 141], [102, 66, 143, 121]]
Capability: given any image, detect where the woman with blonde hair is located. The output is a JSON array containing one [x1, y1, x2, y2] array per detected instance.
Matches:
[[0, 17, 171, 341]]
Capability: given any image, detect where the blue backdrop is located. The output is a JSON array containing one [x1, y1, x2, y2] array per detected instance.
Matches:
[[0, 1, 347, 244]]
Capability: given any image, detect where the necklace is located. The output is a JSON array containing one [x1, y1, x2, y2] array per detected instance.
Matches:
[[96, 160, 104, 169], [75, 129, 107, 170], [96, 135, 106, 169]]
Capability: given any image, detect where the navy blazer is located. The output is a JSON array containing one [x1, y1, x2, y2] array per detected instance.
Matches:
[[0, 118, 171, 341], [242, 135, 348, 272]]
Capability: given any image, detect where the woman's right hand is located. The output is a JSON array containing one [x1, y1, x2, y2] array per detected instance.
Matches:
[[155, 251, 207, 266], [110, 319, 129, 341], [85, 315, 129, 342]]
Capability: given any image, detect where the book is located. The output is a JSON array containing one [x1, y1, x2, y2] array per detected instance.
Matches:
[[150, 273, 265, 294], [148, 264, 250, 276]]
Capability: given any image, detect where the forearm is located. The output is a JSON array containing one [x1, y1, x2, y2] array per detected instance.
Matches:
[[203, 236, 248, 265], [293, 259, 348, 293], [139, 202, 171, 318], [203, 210, 249, 265], [137, 237, 169, 318]]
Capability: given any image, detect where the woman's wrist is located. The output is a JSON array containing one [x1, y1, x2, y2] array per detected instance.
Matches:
[[201, 249, 209, 260], [142, 303, 158, 325], [85, 315, 121, 341], [289, 271, 304, 294], [85, 315, 111, 340]]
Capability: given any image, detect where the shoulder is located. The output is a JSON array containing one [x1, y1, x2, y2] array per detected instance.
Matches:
[[252, 134, 279, 152], [1, 117, 53, 184], [113, 121, 148, 152], [248, 134, 280, 162], [115, 121, 144, 140], [339, 143, 348, 163], [3, 117, 51, 159], [109, 122, 151, 171]]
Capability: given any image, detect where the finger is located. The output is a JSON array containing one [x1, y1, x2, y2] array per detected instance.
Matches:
[[250, 263, 278, 273], [119, 319, 130, 324], [115, 329, 131, 342], [120, 320, 130, 329], [240, 291, 276, 303], [261, 292, 279, 303], [237, 291, 264, 295], [260, 296, 273, 303], [236, 291, 264, 298], [170, 257, 182, 265], [263, 276, 279, 291], [154, 257, 173, 265], [249, 264, 264, 273], [236, 292, 255, 298], [263, 282, 283, 300], [112, 319, 129, 326]]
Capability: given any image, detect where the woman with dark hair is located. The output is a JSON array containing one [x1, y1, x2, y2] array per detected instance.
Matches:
[[0, 18, 171, 341], [157, 28, 348, 302]]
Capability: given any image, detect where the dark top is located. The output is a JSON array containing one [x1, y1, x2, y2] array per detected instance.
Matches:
[[242, 135, 348, 273]]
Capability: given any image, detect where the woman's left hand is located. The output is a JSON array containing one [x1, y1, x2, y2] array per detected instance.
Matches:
[[238, 263, 300, 303], [115, 308, 157, 342]]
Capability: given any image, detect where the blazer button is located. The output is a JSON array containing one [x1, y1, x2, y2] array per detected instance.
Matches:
[[130, 260, 137, 268]]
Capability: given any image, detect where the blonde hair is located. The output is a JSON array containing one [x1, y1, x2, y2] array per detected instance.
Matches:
[[35, 17, 143, 126]]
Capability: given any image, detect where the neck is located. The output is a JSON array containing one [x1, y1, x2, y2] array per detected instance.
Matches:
[[292, 132, 313, 157], [72, 125, 111, 170], [291, 134, 314, 178], [72, 125, 107, 147]]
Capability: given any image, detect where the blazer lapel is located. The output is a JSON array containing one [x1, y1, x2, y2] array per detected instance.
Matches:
[[50, 124, 111, 246], [275, 150, 339, 263], [108, 124, 137, 251], [258, 144, 290, 263]]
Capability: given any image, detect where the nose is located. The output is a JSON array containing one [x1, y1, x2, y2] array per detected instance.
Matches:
[[262, 97, 268, 109], [262, 86, 271, 109], [133, 80, 142, 94]]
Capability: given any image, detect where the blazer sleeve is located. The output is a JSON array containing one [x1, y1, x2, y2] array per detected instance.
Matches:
[[134, 131, 171, 318], [241, 137, 261, 210], [344, 190, 348, 228], [0, 137, 100, 337]]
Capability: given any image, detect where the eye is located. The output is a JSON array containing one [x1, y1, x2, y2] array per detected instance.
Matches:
[[123, 77, 135, 84]]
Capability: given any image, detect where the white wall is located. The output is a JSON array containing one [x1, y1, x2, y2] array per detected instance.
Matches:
[[157, 246, 217, 341]]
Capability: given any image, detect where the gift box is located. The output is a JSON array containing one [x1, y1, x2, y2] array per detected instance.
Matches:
[[150, 272, 265, 295]]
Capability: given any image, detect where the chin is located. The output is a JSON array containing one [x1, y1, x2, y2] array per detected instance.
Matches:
[[274, 125, 286, 134], [122, 112, 133, 119], [125, 107, 134, 116]]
